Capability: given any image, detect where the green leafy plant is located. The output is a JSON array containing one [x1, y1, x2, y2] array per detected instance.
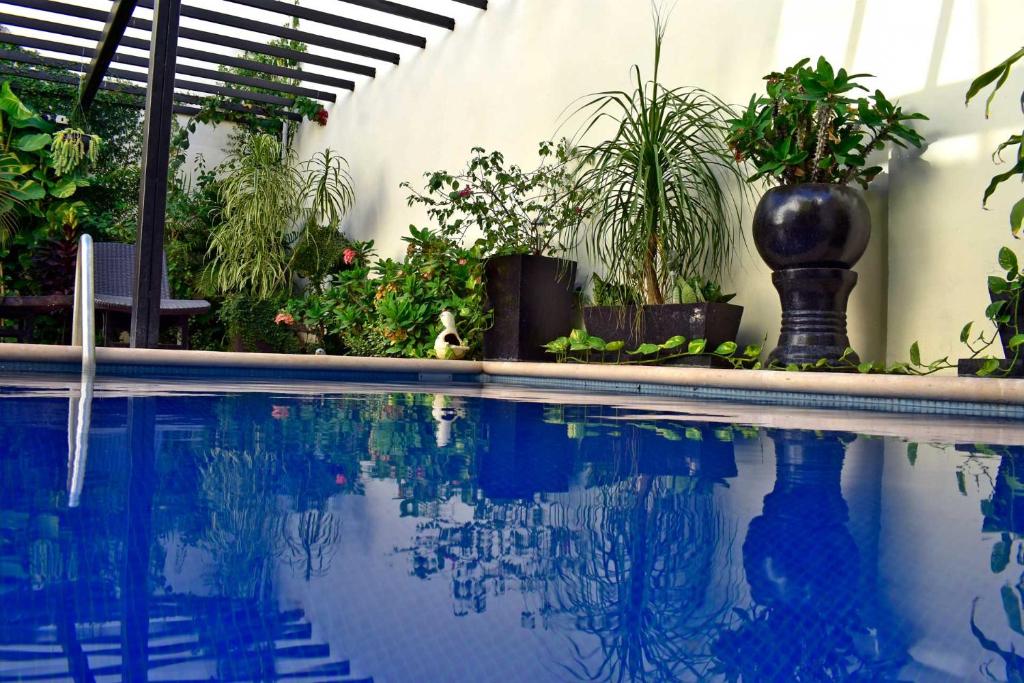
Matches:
[[205, 132, 354, 299], [402, 140, 588, 257], [959, 246, 1023, 376], [965, 47, 1024, 236], [285, 227, 491, 358], [674, 276, 735, 304], [727, 56, 927, 188], [568, 15, 746, 305], [544, 328, 761, 368], [219, 293, 300, 353]]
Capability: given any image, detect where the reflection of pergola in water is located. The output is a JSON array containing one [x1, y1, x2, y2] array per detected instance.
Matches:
[[0, 590, 366, 682]]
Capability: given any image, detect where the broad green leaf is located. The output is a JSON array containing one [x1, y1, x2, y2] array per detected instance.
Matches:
[[1002, 584, 1024, 635], [714, 341, 737, 356], [687, 339, 706, 354], [1012, 197, 1024, 238], [986, 300, 1006, 320], [605, 340, 625, 352], [960, 322, 973, 344], [907, 442, 918, 466], [587, 337, 607, 351], [999, 246, 1019, 274], [12, 133, 50, 152], [743, 345, 762, 358], [1009, 333, 1024, 350], [978, 358, 1002, 377], [909, 341, 921, 366], [50, 177, 77, 198], [628, 343, 660, 356], [992, 537, 1012, 574], [660, 335, 686, 350], [10, 181, 44, 201], [684, 427, 702, 441], [857, 362, 874, 373]]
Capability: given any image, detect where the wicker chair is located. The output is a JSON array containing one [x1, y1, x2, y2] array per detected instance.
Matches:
[[94, 242, 211, 349]]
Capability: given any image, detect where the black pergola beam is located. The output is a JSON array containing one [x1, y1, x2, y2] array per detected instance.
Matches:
[[131, 0, 180, 349], [4, 0, 376, 78], [0, 63, 201, 116], [0, 13, 357, 90], [0, 32, 337, 102], [332, 0, 455, 30], [0, 47, 295, 107], [140, 0, 400, 64], [225, 0, 427, 48], [451, 0, 487, 7], [79, 0, 138, 110]]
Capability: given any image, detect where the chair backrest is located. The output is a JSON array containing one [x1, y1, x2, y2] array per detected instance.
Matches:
[[93, 242, 170, 299]]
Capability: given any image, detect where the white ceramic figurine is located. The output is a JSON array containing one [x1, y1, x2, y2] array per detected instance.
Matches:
[[434, 310, 469, 360]]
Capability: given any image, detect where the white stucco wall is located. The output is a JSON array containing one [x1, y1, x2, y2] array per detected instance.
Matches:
[[294, 0, 1024, 365]]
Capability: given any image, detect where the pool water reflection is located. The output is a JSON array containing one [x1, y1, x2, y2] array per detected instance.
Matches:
[[0, 388, 1021, 681]]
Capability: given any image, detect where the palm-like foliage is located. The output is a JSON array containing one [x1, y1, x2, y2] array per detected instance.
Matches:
[[206, 134, 354, 299], [569, 17, 745, 305]]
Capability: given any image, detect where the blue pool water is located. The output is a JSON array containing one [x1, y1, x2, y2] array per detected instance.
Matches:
[[1, 381, 1022, 682]]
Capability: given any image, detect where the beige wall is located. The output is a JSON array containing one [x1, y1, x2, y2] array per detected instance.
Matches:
[[295, 0, 1024, 365]]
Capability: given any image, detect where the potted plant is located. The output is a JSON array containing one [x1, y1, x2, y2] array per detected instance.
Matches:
[[958, 49, 1024, 377], [728, 57, 927, 365], [403, 141, 587, 361], [205, 133, 354, 351], [566, 17, 748, 363]]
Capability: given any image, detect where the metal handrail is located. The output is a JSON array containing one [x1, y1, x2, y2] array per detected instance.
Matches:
[[71, 233, 95, 375], [67, 234, 96, 508]]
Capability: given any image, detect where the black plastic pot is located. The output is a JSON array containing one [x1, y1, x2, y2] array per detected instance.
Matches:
[[583, 303, 743, 367], [753, 183, 871, 366], [483, 254, 577, 362]]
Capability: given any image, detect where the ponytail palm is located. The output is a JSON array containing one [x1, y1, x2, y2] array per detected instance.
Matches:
[[570, 19, 745, 305]]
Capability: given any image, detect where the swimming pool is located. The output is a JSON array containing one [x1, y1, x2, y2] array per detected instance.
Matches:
[[1, 375, 1022, 682]]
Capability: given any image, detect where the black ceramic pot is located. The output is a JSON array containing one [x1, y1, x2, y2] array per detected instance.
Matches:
[[583, 303, 743, 367], [483, 254, 577, 362], [753, 184, 871, 366]]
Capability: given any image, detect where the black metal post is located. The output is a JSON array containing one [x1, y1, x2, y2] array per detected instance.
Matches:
[[130, 0, 180, 349]]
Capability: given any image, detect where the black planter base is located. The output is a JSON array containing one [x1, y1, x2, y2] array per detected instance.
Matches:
[[583, 303, 743, 366], [958, 358, 1024, 378], [768, 267, 859, 367]]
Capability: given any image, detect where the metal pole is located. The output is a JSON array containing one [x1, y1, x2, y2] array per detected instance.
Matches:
[[130, 0, 180, 348]]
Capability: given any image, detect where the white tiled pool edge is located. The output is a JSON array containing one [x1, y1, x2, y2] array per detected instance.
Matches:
[[1, 343, 1021, 413]]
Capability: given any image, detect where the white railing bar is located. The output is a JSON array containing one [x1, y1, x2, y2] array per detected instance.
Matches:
[[67, 234, 96, 507], [71, 234, 95, 376]]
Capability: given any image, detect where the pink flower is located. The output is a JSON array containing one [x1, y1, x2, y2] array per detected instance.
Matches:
[[335, 473, 347, 486], [343, 247, 357, 265], [458, 186, 472, 199], [458, 258, 467, 266], [271, 405, 290, 419], [274, 312, 295, 326]]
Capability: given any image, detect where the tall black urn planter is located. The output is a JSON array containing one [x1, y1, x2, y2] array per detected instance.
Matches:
[[753, 183, 871, 366], [483, 254, 577, 362]]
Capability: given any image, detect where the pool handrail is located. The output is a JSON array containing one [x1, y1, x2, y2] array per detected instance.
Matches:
[[71, 233, 95, 375]]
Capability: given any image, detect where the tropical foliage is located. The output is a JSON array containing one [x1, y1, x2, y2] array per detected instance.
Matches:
[[205, 132, 354, 299], [966, 47, 1024, 237], [284, 226, 490, 358], [568, 16, 746, 306], [727, 56, 927, 188]]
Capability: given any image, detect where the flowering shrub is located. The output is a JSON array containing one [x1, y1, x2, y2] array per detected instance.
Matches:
[[401, 140, 590, 257], [285, 227, 491, 358]]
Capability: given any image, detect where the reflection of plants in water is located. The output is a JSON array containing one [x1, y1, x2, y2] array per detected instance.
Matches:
[[970, 445, 1024, 682], [282, 508, 342, 582], [546, 475, 735, 682], [197, 448, 283, 599]]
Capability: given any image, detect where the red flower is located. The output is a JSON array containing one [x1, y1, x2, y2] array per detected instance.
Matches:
[[314, 109, 328, 126], [271, 405, 290, 419], [458, 258, 467, 266], [274, 312, 295, 326], [335, 473, 347, 485], [458, 186, 472, 199], [343, 247, 357, 265]]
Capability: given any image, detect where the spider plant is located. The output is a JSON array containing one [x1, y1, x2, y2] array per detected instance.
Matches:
[[206, 134, 354, 299], [568, 14, 745, 305]]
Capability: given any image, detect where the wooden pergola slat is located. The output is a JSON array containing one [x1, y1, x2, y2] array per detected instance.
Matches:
[[79, 0, 138, 109]]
